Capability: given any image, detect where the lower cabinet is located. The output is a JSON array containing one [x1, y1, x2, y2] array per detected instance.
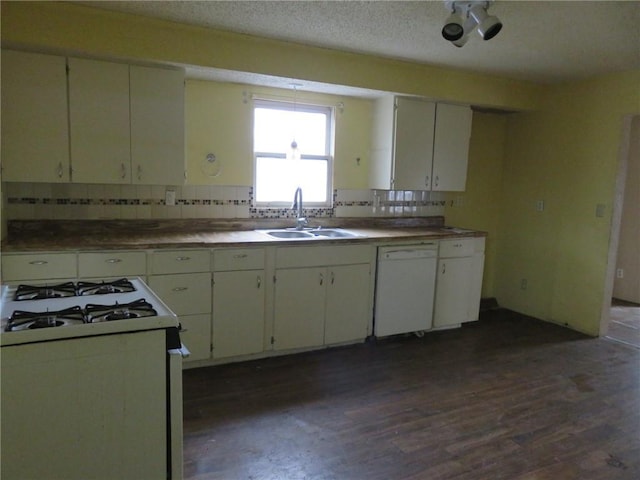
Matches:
[[212, 248, 266, 359], [148, 268, 212, 363], [272, 245, 373, 351], [212, 269, 265, 359], [433, 237, 485, 329]]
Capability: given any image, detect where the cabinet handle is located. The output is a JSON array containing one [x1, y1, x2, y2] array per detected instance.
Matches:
[[425, 175, 429, 187], [137, 165, 142, 181], [105, 258, 122, 264], [172, 287, 188, 292], [331, 271, 335, 285], [435, 176, 439, 187], [57, 162, 64, 178], [28, 260, 48, 265], [442, 262, 446, 274], [120, 163, 127, 179], [175, 256, 191, 262], [233, 254, 248, 259], [256, 275, 261, 289], [319, 273, 324, 286]]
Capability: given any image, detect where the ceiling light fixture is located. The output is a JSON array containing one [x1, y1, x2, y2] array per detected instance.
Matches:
[[442, 1, 502, 47]]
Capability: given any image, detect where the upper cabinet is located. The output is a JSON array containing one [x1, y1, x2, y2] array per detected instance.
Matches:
[[69, 58, 186, 185], [1, 50, 71, 182], [370, 96, 472, 191], [130, 66, 186, 185], [68, 58, 131, 184], [1, 50, 185, 185]]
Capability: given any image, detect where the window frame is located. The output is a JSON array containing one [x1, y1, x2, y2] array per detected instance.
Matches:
[[252, 98, 335, 208]]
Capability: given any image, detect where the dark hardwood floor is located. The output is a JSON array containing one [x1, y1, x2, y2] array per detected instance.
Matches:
[[182, 309, 640, 479]]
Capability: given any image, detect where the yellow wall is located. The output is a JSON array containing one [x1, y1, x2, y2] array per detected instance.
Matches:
[[2, 1, 640, 336], [0, 1, 542, 111], [495, 71, 640, 335], [186, 80, 372, 188], [444, 113, 508, 299]]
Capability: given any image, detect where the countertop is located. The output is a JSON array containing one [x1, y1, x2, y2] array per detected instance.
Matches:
[[1, 218, 487, 252]]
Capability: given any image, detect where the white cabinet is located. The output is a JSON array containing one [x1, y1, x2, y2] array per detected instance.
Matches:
[[370, 96, 472, 191], [273, 245, 373, 351], [1, 50, 70, 182], [78, 251, 146, 279], [212, 248, 265, 359], [432, 103, 473, 191], [130, 65, 186, 185], [273, 267, 327, 350], [324, 263, 371, 345], [2, 253, 77, 281], [68, 58, 131, 184], [149, 249, 212, 363], [433, 237, 485, 329], [68, 57, 185, 185]]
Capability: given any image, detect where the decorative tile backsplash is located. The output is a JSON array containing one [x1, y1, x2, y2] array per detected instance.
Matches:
[[3, 183, 446, 220]]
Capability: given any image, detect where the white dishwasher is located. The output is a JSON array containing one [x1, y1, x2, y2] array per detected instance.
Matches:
[[374, 242, 438, 337]]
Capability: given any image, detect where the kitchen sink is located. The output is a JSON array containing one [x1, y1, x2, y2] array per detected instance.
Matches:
[[257, 228, 363, 240], [261, 230, 315, 239], [309, 229, 361, 238]]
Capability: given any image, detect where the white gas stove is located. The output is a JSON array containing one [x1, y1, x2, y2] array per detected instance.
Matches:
[[0, 277, 179, 346], [1, 277, 184, 479]]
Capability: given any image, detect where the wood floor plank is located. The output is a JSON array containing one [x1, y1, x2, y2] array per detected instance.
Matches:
[[183, 309, 640, 479]]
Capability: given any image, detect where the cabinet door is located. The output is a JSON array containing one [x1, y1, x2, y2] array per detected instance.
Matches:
[[467, 253, 485, 322], [179, 314, 212, 362], [1, 50, 70, 182], [325, 264, 371, 345], [432, 104, 472, 191], [130, 66, 185, 185], [68, 58, 131, 184], [273, 267, 326, 351], [433, 257, 473, 328], [212, 270, 265, 359], [393, 97, 436, 190]]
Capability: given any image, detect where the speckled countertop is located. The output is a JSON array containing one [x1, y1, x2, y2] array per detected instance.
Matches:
[[1, 217, 486, 252]]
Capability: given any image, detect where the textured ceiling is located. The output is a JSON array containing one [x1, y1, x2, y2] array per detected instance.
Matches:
[[81, 0, 640, 93]]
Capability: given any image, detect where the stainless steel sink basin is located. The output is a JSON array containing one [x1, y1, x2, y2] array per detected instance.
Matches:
[[262, 230, 315, 239], [257, 228, 363, 240], [310, 229, 361, 238]]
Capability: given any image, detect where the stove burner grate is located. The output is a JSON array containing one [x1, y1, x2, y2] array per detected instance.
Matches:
[[77, 278, 136, 296], [14, 282, 77, 301], [85, 299, 157, 323], [5, 306, 86, 332]]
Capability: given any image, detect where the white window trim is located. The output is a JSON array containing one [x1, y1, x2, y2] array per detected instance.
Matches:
[[253, 99, 335, 208]]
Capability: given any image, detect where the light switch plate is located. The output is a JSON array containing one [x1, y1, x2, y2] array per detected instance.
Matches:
[[596, 204, 606, 217], [535, 200, 544, 212], [165, 189, 176, 206]]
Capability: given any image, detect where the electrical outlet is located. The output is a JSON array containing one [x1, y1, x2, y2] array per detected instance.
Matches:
[[596, 204, 606, 218], [455, 195, 464, 207], [165, 189, 176, 206], [520, 279, 528, 290], [616, 268, 624, 279], [535, 200, 544, 212]]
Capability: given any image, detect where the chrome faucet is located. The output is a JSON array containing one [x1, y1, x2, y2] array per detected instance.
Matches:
[[292, 187, 308, 230]]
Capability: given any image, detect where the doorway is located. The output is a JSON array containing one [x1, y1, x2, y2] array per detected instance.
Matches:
[[601, 115, 640, 338]]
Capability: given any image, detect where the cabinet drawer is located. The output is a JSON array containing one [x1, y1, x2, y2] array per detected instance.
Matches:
[[78, 251, 146, 278], [438, 238, 475, 258], [213, 248, 264, 272], [2, 253, 77, 281], [150, 250, 210, 274], [148, 273, 212, 315], [276, 245, 372, 268]]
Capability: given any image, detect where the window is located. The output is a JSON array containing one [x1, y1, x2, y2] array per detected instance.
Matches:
[[253, 99, 334, 206]]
